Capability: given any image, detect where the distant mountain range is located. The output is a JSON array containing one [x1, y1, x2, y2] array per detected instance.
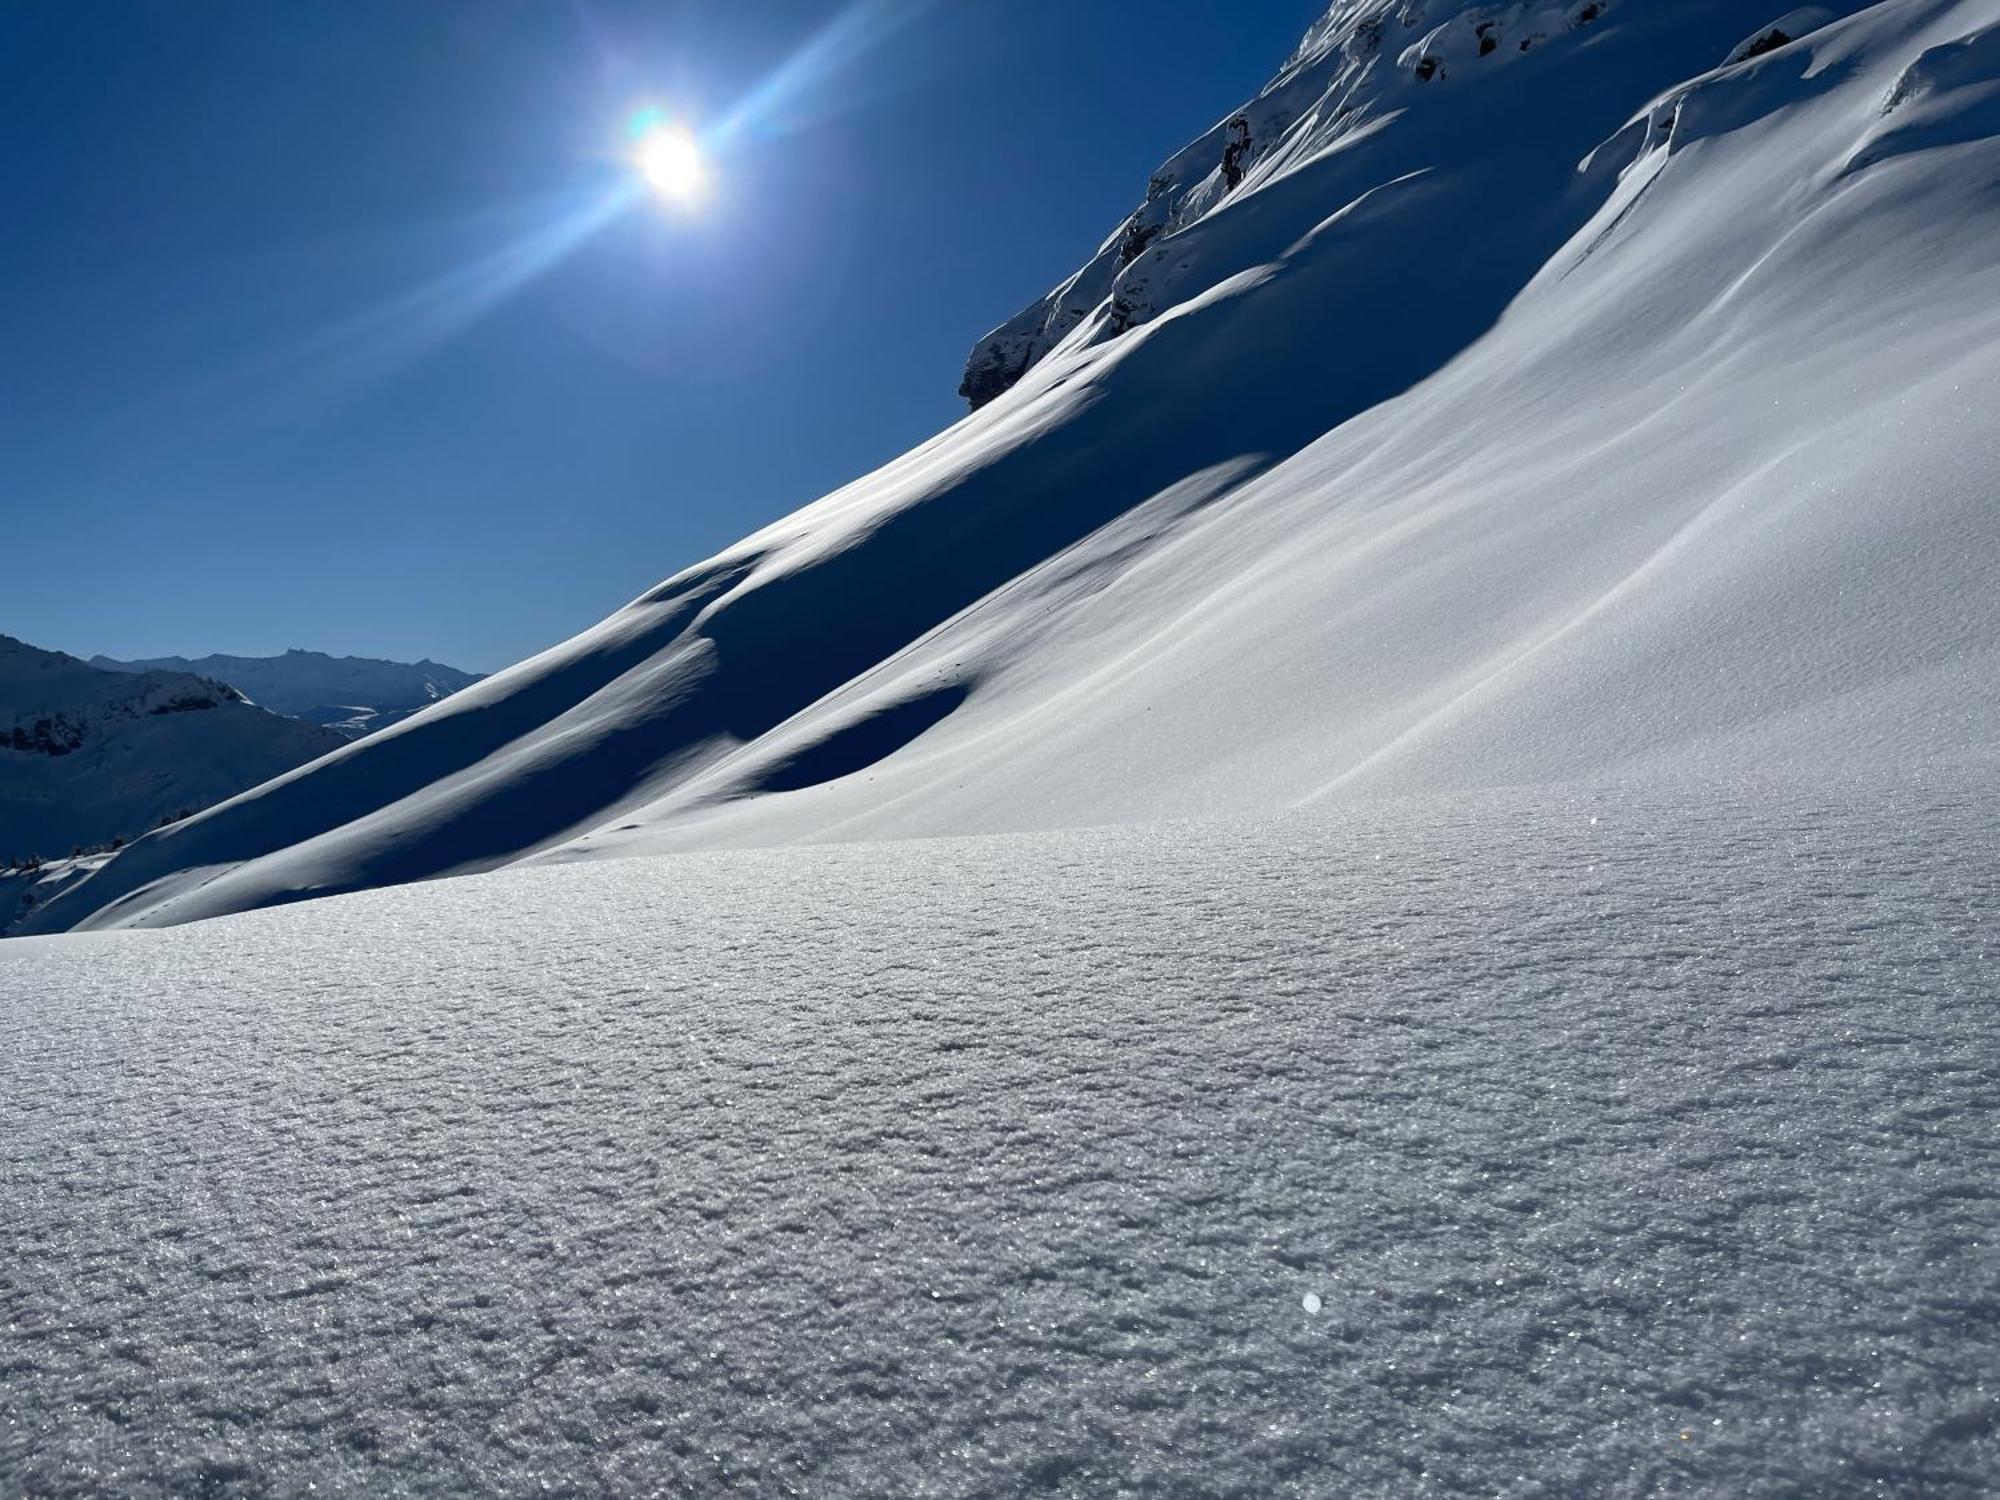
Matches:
[[90, 648, 484, 739], [0, 635, 346, 870], [2, 638, 483, 899]]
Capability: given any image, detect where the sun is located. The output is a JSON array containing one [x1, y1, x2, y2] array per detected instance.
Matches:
[[634, 124, 705, 205]]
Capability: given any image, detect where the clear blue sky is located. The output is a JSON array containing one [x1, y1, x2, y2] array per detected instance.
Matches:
[[1, 0, 1326, 672]]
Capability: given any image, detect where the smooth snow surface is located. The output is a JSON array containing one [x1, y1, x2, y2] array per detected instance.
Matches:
[[3, 775, 1995, 1493], [23, 0, 2000, 935]]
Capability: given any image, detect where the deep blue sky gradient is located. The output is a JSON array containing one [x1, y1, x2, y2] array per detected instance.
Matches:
[[1, 0, 1325, 671]]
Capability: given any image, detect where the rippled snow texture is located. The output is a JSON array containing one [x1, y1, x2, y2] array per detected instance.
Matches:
[[3, 774, 1995, 1495]]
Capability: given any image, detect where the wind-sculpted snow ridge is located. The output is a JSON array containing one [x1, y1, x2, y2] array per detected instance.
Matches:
[[3, 776, 1996, 1493], [19, 0, 2000, 936]]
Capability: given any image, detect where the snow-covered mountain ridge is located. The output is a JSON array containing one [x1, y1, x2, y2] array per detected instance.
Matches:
[[19, 0, 2000, 934], [90, 647, 485, 739], [0, 635, 344, 868], [963, 0, 1629, 406]]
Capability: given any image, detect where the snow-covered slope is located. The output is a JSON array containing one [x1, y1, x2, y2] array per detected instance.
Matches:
[[90, 648, 484, 739], [4, 775, 1995, 1492], [22, 0, 2000, 935], [0, 636, 344, 868]]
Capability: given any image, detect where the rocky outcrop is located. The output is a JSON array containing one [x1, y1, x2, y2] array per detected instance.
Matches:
[[4, 679, 236, 753], [4, 715, 86, 756], [1726, 8, 1834, 64]]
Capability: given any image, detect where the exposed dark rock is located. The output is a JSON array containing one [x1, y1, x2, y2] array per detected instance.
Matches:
[[148, 693, 223, 716], [1222, 117, 1254, 191], [1738, 28, 1793, 61], [959, 345, 1034, 411], [5, 716, 86, 756], [1118, 218, 1163, 268]]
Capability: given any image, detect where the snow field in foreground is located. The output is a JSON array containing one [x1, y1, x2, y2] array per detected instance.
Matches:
[[2, 771, 1995, 1495]]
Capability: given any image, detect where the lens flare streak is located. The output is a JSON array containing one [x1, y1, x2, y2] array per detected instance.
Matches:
[[710, 0, 938, 147], [116, 184, 638, 448]]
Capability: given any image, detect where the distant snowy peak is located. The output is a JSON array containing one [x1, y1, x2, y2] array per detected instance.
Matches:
[[2, 634, 247, 726], [959, 0, 1832, 408], [0, 635, 343, 868], [90, 647, 484, 738]]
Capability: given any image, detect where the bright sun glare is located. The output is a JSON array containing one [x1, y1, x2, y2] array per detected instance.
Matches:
[[634, 125, 705, 204]]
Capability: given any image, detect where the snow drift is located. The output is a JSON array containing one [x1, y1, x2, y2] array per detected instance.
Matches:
[[21, 0, 2000, 934]]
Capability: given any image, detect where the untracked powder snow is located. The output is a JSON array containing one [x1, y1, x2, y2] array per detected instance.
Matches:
[[2, 774, 1994, 1494]]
